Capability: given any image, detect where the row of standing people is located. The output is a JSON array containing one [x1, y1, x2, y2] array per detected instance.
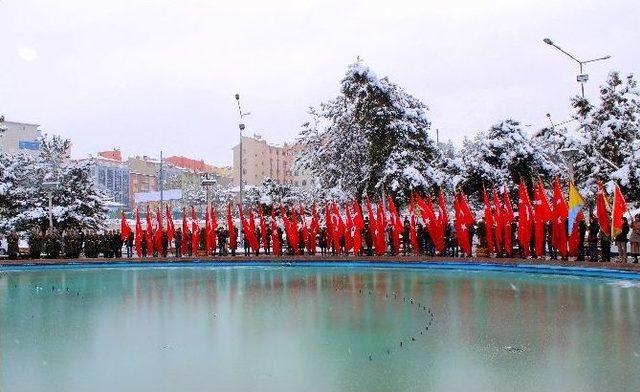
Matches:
[[4, 214, 640, 262]]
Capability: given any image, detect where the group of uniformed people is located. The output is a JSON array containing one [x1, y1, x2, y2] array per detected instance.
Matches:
[[4, 213, 638, 263]]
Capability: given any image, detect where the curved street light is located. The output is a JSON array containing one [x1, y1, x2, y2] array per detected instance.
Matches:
[[543, 38, 611, 98]]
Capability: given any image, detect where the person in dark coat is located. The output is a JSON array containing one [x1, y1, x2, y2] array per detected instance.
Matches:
[[276, 226, 284, 256], [242, 229, 250, 256], [416, 224, 425, 255], [545, 222, 557, 260], [319, 227, 327, 255], [265, 226, 272, 255], [386, 224, 394, 255], [141, 231, 148, 257], [615, 217, 631, 263], [402, 218, 411, 255], [161, 230, 169, 257], [231, 226, 239, 256], [363, 223, 373, 256], [424, 226, 434, 257], [587, 216, 599, 262], [601, 230, 611, 262], [185, 229, 193, 257], [255, 227, 262, 256], [113, 230, 123, 258], [126, 231, 134, 258], [174, 228, 182, 258], [577, 219, 587, 261], [298, 228, 305, 255], [7, 230, 19, 260]]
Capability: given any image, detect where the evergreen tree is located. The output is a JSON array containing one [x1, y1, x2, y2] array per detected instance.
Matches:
[[459, 119, 562, 201], [570, 72, 640, 200], [0, 134, 109, 233], [296, 60, 444, 205]]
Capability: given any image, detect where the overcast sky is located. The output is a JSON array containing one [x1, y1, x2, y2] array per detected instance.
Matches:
[[1, 0, 637, 166]]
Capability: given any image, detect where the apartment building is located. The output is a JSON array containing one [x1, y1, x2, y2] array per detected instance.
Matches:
[[232, 134, 293, 187], [0, 118, 42, 155]]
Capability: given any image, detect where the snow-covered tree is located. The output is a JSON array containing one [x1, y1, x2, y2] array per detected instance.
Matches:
[[296, 60, 445, 205], [569, 72, 640, 200], [438, 140, 464, 191], [458, 119, 562, 201], [0, 134, 108, 233], [0, 152, 38, 233]]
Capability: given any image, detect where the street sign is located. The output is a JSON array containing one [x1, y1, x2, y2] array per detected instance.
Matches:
[[577, 74, 589, 83]]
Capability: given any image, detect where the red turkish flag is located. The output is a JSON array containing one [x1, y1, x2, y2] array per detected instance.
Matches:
[[365, 197, 377, 251], [517, 181, 533, 257], [351, 200, 363, 255], [533, 181, 552, 257], [415, 194, 445, 252], [345, 204, 354, 253], [191, 206, 199, 255], [483, 188, 495, 253], [181, 208, 188, 255], [259, 205, 268, 249], [387, 196, 402, 255], [551, 179, 568, 258], [146, 206, 154, 255], [611, 184, 628, 239], [409, 197, 420, 255], [375, 200, 386, 256], [154, 208, 163, 252], [227, 203, 237, 250], [595, 183, 610, 236], [134, 208, 143, 257], [568, 210, 584, 256], [166, 205, 175, 245], [454, 191, 474, 256], [492, 188, 504, 253], [121, 211, 131, 242], [502, 186, 514, 256], [270, 210, 281, 256]]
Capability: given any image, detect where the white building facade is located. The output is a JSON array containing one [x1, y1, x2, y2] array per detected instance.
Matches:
[[0, 119, 42, 155]]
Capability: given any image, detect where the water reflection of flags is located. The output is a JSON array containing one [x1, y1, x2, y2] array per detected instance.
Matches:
[[567, 182, 586, 233]]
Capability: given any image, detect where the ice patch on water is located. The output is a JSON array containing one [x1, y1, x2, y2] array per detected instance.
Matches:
[[503, 345, 526, 353], [607, 280, 640, 288], [510, 283, 517, 291]]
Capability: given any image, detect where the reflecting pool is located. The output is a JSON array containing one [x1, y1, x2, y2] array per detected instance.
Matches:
[[2, 264, 639, 391]]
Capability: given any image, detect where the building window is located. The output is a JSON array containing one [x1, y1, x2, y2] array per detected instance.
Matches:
[[302, 180, 307, 186]]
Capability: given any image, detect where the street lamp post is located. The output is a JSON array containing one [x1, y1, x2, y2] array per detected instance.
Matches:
[[234, 94, 250, 205], [201, 175, 217, 206], [543, 38, 611, 98], [559, 147, 580, 182], [42, 181, 60, 230]]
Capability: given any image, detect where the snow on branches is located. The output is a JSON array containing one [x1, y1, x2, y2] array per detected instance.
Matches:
[[295, 60, 445, 205], [0, 134, 109, 233]]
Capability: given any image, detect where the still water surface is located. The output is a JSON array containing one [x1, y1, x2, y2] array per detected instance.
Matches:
[[1, 265, 640, 391]]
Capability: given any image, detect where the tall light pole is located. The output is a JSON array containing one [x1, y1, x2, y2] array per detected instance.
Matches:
[[42, 181, 60, 231], [159, 150, 164, 218], [543, 38, 611, 98], [201, 175, 217, 206], [234, 94, 250, 204]]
